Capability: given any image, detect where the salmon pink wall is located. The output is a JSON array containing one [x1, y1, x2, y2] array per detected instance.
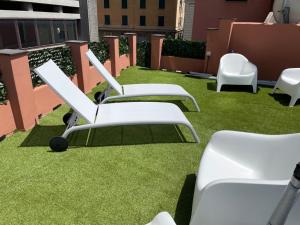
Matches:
[[229, 23, 300, 80], [87, 60, 111, 91], [192, 0, 273, 40], [205, 20, 300, 81], [119, 54, 130, 71], [161, 56, 205, 73], [0, 102, 16, 136]]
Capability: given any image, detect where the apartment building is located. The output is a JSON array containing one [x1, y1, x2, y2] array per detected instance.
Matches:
[[97, 0, 185, 41], [0, 0, 81, 49]]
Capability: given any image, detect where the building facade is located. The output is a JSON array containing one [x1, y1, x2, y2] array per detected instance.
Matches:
[[97, 0, 185, 41], [182, 0, 195, 40], [0, 0, 80, 49], [191, 0, 273, 41]]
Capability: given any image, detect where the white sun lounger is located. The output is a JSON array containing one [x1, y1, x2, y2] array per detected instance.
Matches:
[[86, 50, 200, 112], [34, 60, 200, 151]]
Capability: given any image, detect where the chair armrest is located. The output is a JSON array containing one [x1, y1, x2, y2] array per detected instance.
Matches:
[[190, 180, 288, 225], [241, 61, 257, 75]]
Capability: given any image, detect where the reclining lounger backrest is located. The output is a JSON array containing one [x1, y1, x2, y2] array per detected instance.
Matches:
[[34, 60, 98, 124], [86, 49, 123, 95]]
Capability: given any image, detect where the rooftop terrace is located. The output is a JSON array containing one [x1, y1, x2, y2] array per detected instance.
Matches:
[[0, 67, 299, 224]]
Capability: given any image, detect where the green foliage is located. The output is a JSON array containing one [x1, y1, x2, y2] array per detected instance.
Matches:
[[88, 39, 110, 64], [137, 41, 151, 68], [0, 81, 7, 104], [119, 35, 129, 56], [162, 38, 206, 59], [28, 46, 76, 87]]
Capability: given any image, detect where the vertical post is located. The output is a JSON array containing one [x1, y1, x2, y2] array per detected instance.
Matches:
[[104, 36, 120, 77], [66, 40, 90, 93], [0, 49, 37, 130], [125, 33, 137, 66], [151, 34, 165, 70]]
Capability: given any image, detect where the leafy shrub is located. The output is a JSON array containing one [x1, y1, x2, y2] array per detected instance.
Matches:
[[0, 81, 7, 104], [88, 39, 110, 63], [137, 41, 151, 68], [119, 35, 129, 56], [28, 46, 76, 87], [162, 38, 206, 59]]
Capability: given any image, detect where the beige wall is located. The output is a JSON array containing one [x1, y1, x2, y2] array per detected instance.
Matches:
[[97, 0, 183, 32]]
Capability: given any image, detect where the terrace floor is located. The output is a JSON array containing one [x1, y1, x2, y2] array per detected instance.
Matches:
[[1, 67, 300, 225]]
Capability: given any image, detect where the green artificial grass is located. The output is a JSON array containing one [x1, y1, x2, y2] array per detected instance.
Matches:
[[1, 67, 300, 225]]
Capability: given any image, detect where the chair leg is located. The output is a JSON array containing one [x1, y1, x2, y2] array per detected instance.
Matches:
[[252, 83, 257, 93], [289, 96, 298, 107], [272, 82, 279, 94], [217, 83, 222, 92]]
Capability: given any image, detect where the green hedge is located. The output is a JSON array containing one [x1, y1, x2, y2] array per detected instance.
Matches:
[[0, 81, 7, 104], [28, 46, 76, 87], [88, 39, 110, 63], [162, 38, 206, 59], [137, 41, 151, 68], [119, 35, 129, 56]]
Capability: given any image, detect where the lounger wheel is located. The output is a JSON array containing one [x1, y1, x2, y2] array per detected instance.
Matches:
[[94, 91, 105, 103], [49, 136, 69, 152], [63, 113, 72, 125]]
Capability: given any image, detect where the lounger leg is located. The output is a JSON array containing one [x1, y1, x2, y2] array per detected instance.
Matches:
[[188, 96, 200, 112], [289, 96, 298, 107], [183, 123, 200, 143]]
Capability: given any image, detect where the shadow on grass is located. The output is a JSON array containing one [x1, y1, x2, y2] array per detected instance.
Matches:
[[174, 174, 196, 225], [137, 67, 151, 71], [207, 82, 259, 93], [269, 93, 299, 106], [20, 124, 188, 148]]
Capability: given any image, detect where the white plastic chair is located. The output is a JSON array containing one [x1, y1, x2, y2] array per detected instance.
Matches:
[[146, 212, 176, 225], [217, 53, 257, 93], [190, 130, 300, 225], [34, 60, 200, 151], [86, 50, 200, 112], [272, 68, 300, 107]]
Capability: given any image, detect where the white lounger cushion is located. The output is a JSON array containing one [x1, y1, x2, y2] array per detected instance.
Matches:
[[123, 84, 192, 97], [35, 60, 98, 124], [96, 102, 191, 126]]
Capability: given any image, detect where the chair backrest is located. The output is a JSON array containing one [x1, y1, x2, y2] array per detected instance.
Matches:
[[86, 49, 123, 95], [220, 53, 248, 74], [34, 60, 98, 124]]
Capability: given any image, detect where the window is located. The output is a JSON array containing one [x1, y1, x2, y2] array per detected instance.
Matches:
[[122, 16, 128, 25], [122, 0, 127, 8], [158, 16, 164, 26], [18, 20, 37, 48], [66, 20, 77, 40], [140, 0, 146, 8], [104, 15, 110, 25], [53, 20, 65, 43], [140, 16, 146, 26], [104, 0, 109, 8], [0, 20, 19, 49], [37, 20, 53, 45], [159, 0, 165, 9]]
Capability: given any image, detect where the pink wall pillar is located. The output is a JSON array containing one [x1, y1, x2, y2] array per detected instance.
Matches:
[[125, 33, 137, 66], [205, 19, 236, 74], [104, 36, 120, 77], [0, 49, 37, 131], [66, 41, 90, 93], [151, 34, 165, 70]]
